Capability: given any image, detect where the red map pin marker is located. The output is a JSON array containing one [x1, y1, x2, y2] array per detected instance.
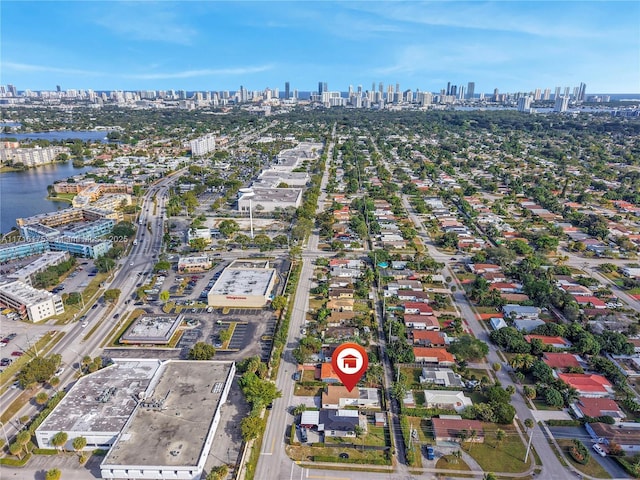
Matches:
[[332, 342, 368, 392]]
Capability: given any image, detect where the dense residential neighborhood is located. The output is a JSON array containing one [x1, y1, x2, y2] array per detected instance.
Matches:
[[0, 101, 639, 480]]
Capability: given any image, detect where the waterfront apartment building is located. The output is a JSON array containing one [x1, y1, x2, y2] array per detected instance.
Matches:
[[189, 133, 216, 157], [0, 145, 70, 168], [0, 240, 49, 263], [0, 280, 64, 322], [53, 181, 133, 195]]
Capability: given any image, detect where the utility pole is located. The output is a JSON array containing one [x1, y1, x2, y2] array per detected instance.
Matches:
[[525, 424, 534, 463]]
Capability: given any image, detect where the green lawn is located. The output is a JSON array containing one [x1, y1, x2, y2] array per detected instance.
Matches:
[[400, 367, 423, 386], [287, 445, 391, 465], [556, 439, 612, 479], [436, 454, 471, 471], [463, 424, 531, 473]]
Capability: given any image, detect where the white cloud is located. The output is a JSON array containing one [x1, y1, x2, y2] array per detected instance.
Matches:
[[2, 62, 102, 76], [92, 5, 198, 45], [125, 65, 274, 80]]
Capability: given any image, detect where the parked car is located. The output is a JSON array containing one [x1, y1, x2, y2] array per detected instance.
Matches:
[[425, 445, 435, 460], [11, 351, 23, 357], [593, 443, 607, 457]]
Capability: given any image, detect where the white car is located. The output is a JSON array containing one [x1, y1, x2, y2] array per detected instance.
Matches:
[[592, 443, 607, 457]]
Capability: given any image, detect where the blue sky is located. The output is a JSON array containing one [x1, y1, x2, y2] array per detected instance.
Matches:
[[2, 1, 639, 94]]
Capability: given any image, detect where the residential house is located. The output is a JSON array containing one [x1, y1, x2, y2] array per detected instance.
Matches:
[[317, 410, 364, 438], [404, 314, 440, 331], [423, 391, 472, 413], [412, 330, 448, 347], [419, 367, 464, 388], [413, 347, 455, 366], [328, 288, 354, 299], [586, 422, 640, 453], [468, 264, 501, 275], [573, 397, 626, 422], [490, 317, 508, 330], [327, 298, 354, 312], [513, 319, 545, 332], [558, 373, 614, 398], [503, 305, 541, 320], [403, 302, 434, 316], [574, 296, 607, 309], [321, 385, 380, 409], [524, 335, 572, 349], [432, 418, 485, 445], [542, 352, 583, 370], [320, 363, 341, 383]]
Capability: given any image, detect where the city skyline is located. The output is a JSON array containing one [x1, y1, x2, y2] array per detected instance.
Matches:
[[1, 1, 639, 93]]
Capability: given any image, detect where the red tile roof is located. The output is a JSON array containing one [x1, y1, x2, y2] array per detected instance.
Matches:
[[558, 373, 612, 393], [525, 335, 571, 347], [320, 362, 341, 382], [432, 418, 485, 440], [413, 347, 455, 364], [576, 397, 624, 418], [412, 330, 447, 346], [542, 352, 581, 369]]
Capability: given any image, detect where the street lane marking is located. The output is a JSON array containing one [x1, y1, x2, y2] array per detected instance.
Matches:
[[306, 474, 350, 480]]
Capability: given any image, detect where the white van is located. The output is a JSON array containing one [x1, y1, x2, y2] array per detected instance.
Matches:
[[592, 444, 606, 457]]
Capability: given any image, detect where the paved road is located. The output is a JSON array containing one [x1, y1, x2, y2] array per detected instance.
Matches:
[[398, 189, 581, 480], [0, 169, 183, 449], [254, 125, 336, 480]]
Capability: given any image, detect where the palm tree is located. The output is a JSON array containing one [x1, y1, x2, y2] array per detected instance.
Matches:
[[72, 436, 87, 456], [50, 431, 68, 453], [16, 430, 31, 457], [9, 442, 23, 459], [468, 429, 478, 452], [495, 429, 505, 450], [452, 449, 462, 465]]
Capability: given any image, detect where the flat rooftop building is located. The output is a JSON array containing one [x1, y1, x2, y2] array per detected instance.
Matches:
[[121, 315, 183, 345], [237, 187, 303, 213], [101, 361, 235, 480], [6, 251, 69, 286], [36, 359, 235, 480], [207, 258, 277, 308], [0, 280, 64, 322]]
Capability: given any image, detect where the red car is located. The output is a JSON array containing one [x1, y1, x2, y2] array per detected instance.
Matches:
[[11, 351, 23, 357]]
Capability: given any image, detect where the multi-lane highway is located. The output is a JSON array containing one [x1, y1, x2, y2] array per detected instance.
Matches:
[[0, 169, 183, 442]]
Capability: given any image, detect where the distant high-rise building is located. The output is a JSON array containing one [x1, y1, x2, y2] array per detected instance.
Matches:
[[378, 82, 383, 94], [517, 96, 532, 112], [564, 86, 570, 97], [543, 88, 551, 101], [284, 82, 290, 100], [459, 86, 465, 100], [395, 83, 400, 93], [534, 89, 541, 101], [446, 82, 451, 96], [7, 84, 17, 96], [554, 87, 561, 99], [466, 82, 475, 100], [357, 85, 362, 95], [577, 82, 587, 102], [318, 81, 324, 96], [56, 85, 61, 92], [554, 95, 569, 112], [293, 89, 298, 100], [451, 85, 457, 97], [493, 88, 499, 102]]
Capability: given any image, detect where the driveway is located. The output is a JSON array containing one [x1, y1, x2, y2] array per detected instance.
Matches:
[[549, 425, 630, 478]]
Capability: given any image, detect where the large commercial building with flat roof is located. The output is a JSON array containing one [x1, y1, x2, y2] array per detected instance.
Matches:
[[177, 255, 212, 273], [0, 280, 64, 322], [237, 187, 303, 213], [207, 259, 277, 308], [36, 359, 235, 480]]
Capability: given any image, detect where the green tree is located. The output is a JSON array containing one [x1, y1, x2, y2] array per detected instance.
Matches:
[[159, 290, 170, 302], [103, 289, 121, 303], [9, 441, 23, 459], [293, 404, 307, 416], [188, 342, 216, 360], [495, 429, 505, 449], [219, 329, 232, 344], [35, 392, 49, 405], [218, 219, 239, 238], [190, 237, 209, 251], [45, 469, 61, 480], [240, 414, 266, 441], [95, 255, 115, 273], [448, 334, 489, 361], [153, 260, 171, 272], [50, 431, 68, 452], [271, 295, 287, 311], [206, 465, 229, 480], [72, 436, 87, 454], [111, 221, 136, 238], [16, 430, 31, 456]]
